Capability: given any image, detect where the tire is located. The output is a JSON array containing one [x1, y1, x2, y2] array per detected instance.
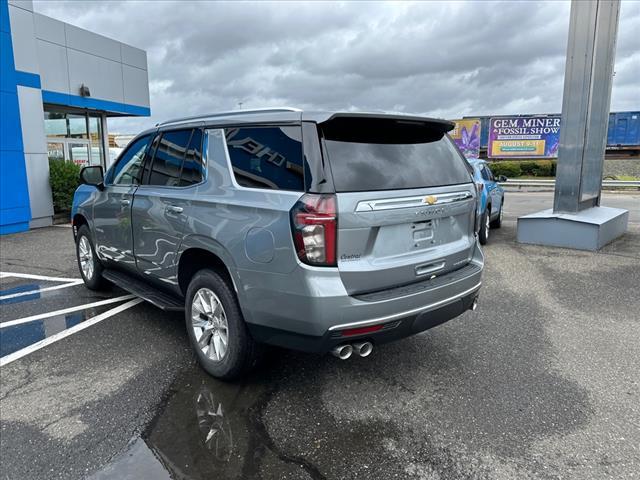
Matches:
[[490, 202, 503, 229], [478, 208, 490, 245], [75, 225, 106, 290], [185, 269, 259, 380]]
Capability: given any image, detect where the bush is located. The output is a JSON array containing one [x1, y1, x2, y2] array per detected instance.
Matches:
[[490, 161, 521, 178], [531, 160, 556, 177], [519, 161, 539, 176], [49, 160, 81, 213], [488, 160, 557, 178]]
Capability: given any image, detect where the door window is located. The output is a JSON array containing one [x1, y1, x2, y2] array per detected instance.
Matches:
[[481, 166, 494, 182], [179, 129, 204, 186], [108, 134, 152, 185], [148, 130, 193, 187]]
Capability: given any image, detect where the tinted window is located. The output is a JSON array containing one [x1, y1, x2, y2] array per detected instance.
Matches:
[[148, 129, 192, 186], [109, 135, 151, 185], [323, 134, 472, 192], [179, 129, 204, 186], [225, 127, 304, 191], [481, 166, 494, 181]]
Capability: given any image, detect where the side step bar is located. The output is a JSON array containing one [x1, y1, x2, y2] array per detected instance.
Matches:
[[102, 269, 184, 312]]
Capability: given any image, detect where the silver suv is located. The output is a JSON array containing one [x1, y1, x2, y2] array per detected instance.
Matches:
[[72, 108, 483, 379]]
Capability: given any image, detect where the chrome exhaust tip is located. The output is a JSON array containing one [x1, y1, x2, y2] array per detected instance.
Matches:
[[353, 341, 373, 357], [470, 298, 478, 311], [331, 344, 353, 360]]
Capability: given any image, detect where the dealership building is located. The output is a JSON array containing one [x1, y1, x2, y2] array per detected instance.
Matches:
[[1, 0, 150, 234]]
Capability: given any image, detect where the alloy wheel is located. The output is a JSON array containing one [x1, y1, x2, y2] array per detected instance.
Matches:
[[192, 288, 229, 362], [78, 236, 94, 280]]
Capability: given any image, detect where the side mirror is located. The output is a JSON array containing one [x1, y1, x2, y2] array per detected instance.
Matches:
[[80, 165, 104, 189], [498, 175, 508, 182]]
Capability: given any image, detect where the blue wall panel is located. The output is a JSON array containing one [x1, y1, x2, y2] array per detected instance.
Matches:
[[41, 90, 150, 117], [0, 0, 31, 234]]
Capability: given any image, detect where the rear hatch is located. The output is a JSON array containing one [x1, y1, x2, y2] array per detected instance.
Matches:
[[319, 114, 476, 295]]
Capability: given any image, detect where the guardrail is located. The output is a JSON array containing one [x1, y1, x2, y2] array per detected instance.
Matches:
[[499, 179, 640, 189]]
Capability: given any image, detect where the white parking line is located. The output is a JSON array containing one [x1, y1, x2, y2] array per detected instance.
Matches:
[[0, 298, 143, 367], [0, 280, 84, 301], [0, 272, 80, 283], [0, 294, 135, 329]]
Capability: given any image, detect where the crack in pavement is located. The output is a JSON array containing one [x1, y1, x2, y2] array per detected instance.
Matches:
[[0, 364, 34, 401], [244, 387, 327, 480]]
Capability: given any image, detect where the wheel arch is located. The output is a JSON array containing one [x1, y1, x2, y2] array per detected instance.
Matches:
[[72, 213, 89, 239], [176, 235, 241, 295], [178, 248, 235, 295]]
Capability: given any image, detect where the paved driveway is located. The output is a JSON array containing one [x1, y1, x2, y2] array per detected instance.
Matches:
[[1, 196, 639, 479]]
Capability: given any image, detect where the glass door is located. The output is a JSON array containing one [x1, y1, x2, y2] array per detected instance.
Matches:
[[67, 141, 91, 167], [46, 139, 93, 167]]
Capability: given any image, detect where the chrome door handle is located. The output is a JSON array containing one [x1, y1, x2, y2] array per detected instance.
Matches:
[[166, 205, 183, 214], [120, 199, 131, 206]]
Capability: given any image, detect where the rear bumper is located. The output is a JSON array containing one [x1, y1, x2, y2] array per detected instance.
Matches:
[[248, 286, 480, 354], [240, 241, 483, 353]]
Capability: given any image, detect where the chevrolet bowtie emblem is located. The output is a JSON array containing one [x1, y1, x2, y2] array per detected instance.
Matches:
[[423, 195, 437, 205]]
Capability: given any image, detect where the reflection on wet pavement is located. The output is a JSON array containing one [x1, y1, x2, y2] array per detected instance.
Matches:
[[89, 438, 171, 480], [94, 369, 268, 480], [91, 356, 335, 480]]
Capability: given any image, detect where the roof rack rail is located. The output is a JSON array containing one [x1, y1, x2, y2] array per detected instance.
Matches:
[[156, 107, 302, 127]]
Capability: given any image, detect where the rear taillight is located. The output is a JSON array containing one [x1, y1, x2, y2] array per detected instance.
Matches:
[[290, 194, 337, 266]]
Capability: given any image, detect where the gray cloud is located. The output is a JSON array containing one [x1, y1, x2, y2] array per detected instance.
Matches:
[[34, 0, 640, 134]]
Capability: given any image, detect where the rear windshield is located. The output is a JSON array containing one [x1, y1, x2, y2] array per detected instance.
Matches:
[[322, 127, 472, 192]]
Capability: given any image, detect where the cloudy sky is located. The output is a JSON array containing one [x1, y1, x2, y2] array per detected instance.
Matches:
[[34, 0, 639, 134]]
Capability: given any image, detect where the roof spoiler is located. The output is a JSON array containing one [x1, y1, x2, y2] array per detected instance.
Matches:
[[318, 113, 455, 144]]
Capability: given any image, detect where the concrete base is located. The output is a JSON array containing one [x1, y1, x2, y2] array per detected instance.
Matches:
[[517, 206, 629, 251]]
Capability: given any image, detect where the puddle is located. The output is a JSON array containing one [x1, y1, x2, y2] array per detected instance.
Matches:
[[91, 354, 392, 480], [0, 306, 114, 357], [91, 363, 311, 480], [89, 438, 172, 480], [101, 371, 264, 479]]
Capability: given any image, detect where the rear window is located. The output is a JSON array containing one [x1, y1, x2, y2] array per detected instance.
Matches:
[[322, 122, 472, 192]]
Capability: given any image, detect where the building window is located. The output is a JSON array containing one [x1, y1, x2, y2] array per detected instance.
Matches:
[[44, 109, 105, 168]]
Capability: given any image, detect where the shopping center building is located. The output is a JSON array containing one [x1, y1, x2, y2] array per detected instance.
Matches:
[[1, 0, 150, 234]]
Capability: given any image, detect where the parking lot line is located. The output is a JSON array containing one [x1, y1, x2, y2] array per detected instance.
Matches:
[[0, 294, 135, 329], [0, 297, 144, 367], [0, 280, 84, 301], [0, 272, 81, 283]]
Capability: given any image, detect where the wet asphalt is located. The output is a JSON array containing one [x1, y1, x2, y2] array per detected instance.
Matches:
[[1, 192, 639, 480]]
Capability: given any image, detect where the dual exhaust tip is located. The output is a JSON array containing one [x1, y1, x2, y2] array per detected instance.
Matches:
[[331, 341, 373, 360], [332, 298, 478, 360]]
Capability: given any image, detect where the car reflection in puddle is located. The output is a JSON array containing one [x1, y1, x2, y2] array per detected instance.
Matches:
[[92, 368, 269, 480], [195, 386, 234, 462]]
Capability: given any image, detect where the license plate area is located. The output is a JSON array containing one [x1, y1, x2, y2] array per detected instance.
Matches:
[[412, 220, 434, 248]]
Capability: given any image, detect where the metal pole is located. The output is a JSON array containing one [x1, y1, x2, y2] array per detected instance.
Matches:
[[553, 0, 621, 214], [518, 0, 628, 251]]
